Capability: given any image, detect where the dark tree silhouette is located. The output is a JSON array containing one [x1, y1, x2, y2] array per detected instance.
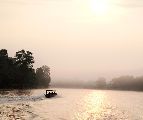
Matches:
[[0, 49, 51, 89], [0, 50, 17, 88], [36, 65, 51, 88], [0, 49, 9, 88], [0, 49, 8, 57], [15, 50, 34, 70]]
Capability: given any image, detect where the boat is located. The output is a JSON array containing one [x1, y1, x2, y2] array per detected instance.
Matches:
[[44, 90, 57, 98]]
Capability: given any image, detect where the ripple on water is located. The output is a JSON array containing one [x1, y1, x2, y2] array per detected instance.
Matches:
[[74, 91, 129, 120], [1, 89, 143, 120]]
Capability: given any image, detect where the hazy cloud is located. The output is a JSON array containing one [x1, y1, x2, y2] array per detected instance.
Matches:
[[115, 3, 143, 8]]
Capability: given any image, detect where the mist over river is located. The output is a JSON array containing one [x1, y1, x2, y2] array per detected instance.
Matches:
[[0, 88, 143, 120]]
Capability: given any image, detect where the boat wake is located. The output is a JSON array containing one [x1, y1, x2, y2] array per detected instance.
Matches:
[[0, 94, 46, 104]]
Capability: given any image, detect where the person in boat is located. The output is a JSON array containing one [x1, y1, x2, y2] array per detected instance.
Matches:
[[53, 91, 57, 95], [47, 92, 51, 97], [45, 90, 57, 98]]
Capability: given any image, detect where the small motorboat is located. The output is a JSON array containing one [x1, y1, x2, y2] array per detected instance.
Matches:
[[44, 90, 57, 98]]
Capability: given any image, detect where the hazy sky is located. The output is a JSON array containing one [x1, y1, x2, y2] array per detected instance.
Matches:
[[0, 0, 143, 82]]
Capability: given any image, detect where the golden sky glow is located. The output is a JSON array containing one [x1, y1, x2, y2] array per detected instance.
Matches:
[[0, 0, 143, 81], [90, 0, 109, 16]]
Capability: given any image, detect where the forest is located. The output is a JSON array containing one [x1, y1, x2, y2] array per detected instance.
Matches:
[[0, 49, 51, 89], [94, 76, 143, 91], [1, 48, 143, 91]]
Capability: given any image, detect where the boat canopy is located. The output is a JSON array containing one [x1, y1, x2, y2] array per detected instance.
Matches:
[[46, 90, 56, 91]]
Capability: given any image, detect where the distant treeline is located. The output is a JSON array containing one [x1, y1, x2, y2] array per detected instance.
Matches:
[[95, 76, 143, 91], [0, 49, 51, 89]]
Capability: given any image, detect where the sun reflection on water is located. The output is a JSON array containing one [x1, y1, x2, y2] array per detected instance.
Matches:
[[74, 91, 106, 120], [73, 90, 130, 120]]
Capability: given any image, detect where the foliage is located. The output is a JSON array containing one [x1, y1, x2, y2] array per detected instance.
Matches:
[[109, 75, 143, 91], [15, 50, 34, 70], [0, 49, 51, 89], [95, 77, 106, 89], [94, 75, 143, 91], [36, 65, 51, 88]]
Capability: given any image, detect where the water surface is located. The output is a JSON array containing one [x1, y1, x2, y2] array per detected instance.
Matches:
[[1, 89, 143, 120], [31, 89, 143, 120]]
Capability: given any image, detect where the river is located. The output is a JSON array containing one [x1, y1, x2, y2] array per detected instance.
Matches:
[[0, 88, 143, 120]]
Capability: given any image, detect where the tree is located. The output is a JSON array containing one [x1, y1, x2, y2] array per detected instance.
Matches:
[[0, 49, 8, 58], [0, 49, 9, 88], [14, 50, 35, 88], [0, 49, 51, 89], [95, 77, 106, 89], [110, 76, 135, 90], [15, 50, 34, 70], [36, 65, 51, 88]]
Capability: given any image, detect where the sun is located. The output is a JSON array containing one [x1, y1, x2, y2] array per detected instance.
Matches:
[[90, 0, 109, 16]]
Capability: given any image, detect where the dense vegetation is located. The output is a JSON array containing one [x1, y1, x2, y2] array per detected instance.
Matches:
[[1, 48, 143, 91], [0, 49, 51, 89], [95, 76, 143, 91], [109, 75, 143, 91]]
